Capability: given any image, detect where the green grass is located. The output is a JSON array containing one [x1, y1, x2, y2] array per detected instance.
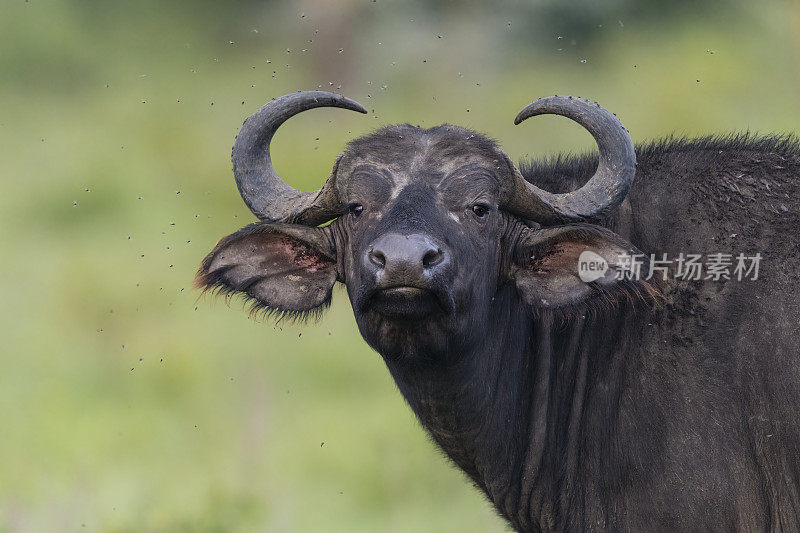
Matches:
[[1, 1, 798, 531]]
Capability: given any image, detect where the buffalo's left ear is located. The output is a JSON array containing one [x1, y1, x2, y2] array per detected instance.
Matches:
[[195, 223, 338, 316], [512, 224, 649, 309]]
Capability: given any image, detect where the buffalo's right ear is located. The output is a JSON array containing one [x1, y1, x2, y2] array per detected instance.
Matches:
[[511, 224, 653, 309], [195, 223, 338, 317]]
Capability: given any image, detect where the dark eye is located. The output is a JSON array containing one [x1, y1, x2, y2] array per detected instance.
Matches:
[[349, 204, 364, 217], [471, 204, 490, 219]]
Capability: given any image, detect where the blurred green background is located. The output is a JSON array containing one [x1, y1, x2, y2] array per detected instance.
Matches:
[[1, 1, 798, 531]]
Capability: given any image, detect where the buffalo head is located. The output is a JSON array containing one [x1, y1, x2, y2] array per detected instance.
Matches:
[[196, 91, 643, 360]]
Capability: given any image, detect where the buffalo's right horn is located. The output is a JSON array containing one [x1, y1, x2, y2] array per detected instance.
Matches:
[[232, 91, 367, 225], [505, 96, 636, 224]]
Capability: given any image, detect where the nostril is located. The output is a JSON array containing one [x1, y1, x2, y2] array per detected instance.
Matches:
[[422, 248, 444, 269], [369, 249, 386, 268]]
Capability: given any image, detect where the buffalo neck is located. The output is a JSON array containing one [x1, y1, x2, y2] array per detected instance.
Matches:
[[382, 286, 646, 531]]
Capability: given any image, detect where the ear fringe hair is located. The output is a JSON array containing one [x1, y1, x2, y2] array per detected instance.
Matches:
[[524, 276, 665, 327], [193, 265, 332, 325]]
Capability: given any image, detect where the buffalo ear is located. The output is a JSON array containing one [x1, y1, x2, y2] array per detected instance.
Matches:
[[512, 224, 650, 309], [195, 223, 338, 318]]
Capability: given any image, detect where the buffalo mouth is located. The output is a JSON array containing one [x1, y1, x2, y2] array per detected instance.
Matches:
[[365, 286, 449, 320]]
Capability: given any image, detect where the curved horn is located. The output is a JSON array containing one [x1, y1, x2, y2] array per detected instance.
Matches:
[[232, 91, 367, 224], [505, 96, 635, 223]]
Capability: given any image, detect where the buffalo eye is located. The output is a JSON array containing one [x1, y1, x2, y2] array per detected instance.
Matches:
[[349, 204, 364, 218], [470, 204, 490, 219]]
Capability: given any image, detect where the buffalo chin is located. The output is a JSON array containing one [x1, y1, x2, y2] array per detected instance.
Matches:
[[355, 290, 456, 360], [368, 287, 443, 320]]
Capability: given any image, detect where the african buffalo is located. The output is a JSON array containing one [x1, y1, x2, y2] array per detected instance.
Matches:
[[196, 91, 800, 531]]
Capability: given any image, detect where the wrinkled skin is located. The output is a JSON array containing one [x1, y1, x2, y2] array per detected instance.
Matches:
[[333, 126, 516, 360], [197, 127, 800, 532]]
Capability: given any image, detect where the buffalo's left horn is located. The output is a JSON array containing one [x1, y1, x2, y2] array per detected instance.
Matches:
[[505, 96, 636, 223], [232, 90, 367, 224]]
